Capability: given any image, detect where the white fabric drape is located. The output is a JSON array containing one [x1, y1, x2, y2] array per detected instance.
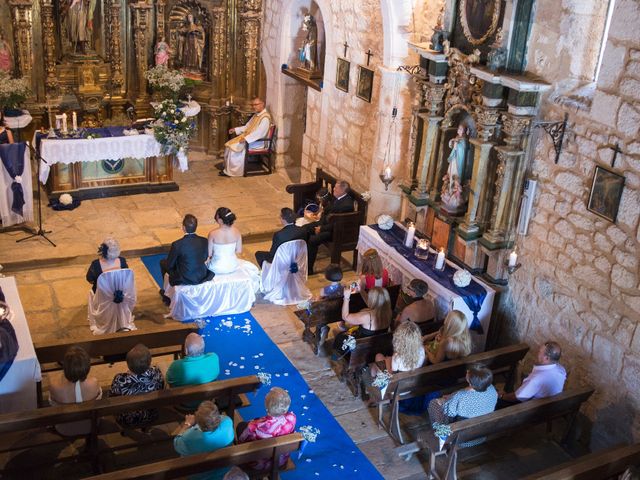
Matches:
[[261, 239, 312, 306], [0, 145, 33, 226], [88, 269, 137, 335]]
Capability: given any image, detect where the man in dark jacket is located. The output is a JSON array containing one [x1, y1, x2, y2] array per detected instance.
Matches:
[[255, 208, 307, 266]]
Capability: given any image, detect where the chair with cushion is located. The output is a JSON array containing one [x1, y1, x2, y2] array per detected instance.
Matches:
[[88, 269, 136, 335], [261, 239, 312, 305], [243, 124, 276, 177]]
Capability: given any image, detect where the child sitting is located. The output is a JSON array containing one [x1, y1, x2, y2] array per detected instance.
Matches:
[[320, 263, 344, 298]]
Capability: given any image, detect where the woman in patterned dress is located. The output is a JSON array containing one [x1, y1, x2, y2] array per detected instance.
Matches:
[[109, 344, 164, 427]]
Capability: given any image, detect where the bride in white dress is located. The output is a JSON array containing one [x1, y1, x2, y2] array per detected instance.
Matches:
[[206, 207, 260, 291]]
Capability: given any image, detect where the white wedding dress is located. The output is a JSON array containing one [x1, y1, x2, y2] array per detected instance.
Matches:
[[206, 242, 261, 292]]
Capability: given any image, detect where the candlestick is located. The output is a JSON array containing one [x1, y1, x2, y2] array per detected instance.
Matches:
[[404, 222, 416, 248], [72, 111, 77, 131], [435, 248, 445, 270], [508, 249, 518, 268]]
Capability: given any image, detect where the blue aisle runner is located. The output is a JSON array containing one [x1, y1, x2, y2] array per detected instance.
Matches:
[[142, 254, 383, 479]]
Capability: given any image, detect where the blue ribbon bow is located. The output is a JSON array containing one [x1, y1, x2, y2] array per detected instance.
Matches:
[[0, 143, 26, 217], [113, 290, 124, 304], [289, 262, 299, 274]]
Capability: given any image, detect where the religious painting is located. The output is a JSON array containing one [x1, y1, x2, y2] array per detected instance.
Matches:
[[459, 0, 502, 46], [336, 58, 350, 92], [587, 165, 625, 223], [356, 66, 374, 103]]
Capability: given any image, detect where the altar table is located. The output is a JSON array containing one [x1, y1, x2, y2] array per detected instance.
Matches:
[[0, 276, 41, 414], [357, 225, 496, 352]]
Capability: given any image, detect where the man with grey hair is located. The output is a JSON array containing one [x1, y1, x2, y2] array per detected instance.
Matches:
[[166, 333, 220, 390]]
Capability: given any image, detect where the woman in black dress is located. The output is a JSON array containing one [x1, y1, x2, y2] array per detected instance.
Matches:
[[0, 112, 14, 145], [86, 237, 128, 293]]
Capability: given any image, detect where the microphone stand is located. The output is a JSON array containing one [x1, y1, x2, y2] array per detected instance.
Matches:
[[16, 141, 56, 247]]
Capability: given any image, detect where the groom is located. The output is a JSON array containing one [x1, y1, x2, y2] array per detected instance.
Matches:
[[255, 208, 307, 267]]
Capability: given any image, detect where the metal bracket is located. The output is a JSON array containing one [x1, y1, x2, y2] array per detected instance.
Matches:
[[534, 113, 568, 164], [396, 65, 422, 75]]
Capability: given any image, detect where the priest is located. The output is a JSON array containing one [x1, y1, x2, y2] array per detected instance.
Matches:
[[221, 98, 271, 177]]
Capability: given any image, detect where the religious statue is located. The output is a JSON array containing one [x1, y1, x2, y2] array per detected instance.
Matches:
[[430, 6, 448, 53], [0, 33, 13, 74], [61, 0, 96, 54], [299, 14, 318, 72], [155, 38, 171, 67], [441, 123, 469, 212], [177, 13, 205, 76]]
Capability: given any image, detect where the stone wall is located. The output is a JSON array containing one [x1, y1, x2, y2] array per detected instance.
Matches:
[[502, 0, 640, 449]]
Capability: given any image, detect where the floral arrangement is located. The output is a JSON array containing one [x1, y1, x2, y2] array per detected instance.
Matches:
[[377, 214, 394, 230], [297, 299, 312, 316], [298, 425, 321, 458], [256, 371, 272, 386], [0, 72, 31, 111], [59, 193, 73, 206], [341, 334, 356, 352], [151, 99, 197, 160], [453, 269, 472, 288], [145, 65, 185, 101], [372, 369, 392, 389], [361, 191, 371, 202]]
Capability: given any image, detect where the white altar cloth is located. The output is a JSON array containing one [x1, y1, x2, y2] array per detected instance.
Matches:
[[39, 134, 164, 184], [0, 144, 33, 226], [357, 225, 496, 352], [0, 276, 41, 414]]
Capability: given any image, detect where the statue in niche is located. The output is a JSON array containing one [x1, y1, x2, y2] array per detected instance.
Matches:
[[441, 123, 470, 213], [0, 32, 13, 74], [155, 37, 171, 67], [299, 14, 318, 71], [60, 0, 96, 54], [177, 13, 205, 76]]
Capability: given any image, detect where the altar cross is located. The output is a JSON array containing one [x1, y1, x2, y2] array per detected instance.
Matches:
[[365, 49, 374, 66], [608, 143, 623, 169], [343, 41, 349, 58]]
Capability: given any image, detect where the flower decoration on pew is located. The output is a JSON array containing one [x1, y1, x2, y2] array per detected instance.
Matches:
[[453, 269, 472, 288], [372, 369, 392, 389], [151, 99, 197, 170], [256, 371, 272, 386], [361, 191, 371, 202], [377, 214, 394, 230], [341, 334, 356, 352], [297, 299, 312, 316], [298, 425, 321, 458], [432, 422, 452, 451]]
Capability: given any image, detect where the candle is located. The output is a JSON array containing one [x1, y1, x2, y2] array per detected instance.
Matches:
[[61, 113, 68, 133], [225, 100, 230, 107], [435, 248, 445, 270], [508, 249, 518, 268], [72, 111, 77, 131], [230, 95, 234, 104], [384, 166, 392, 180], [404, 222, 415, 248]]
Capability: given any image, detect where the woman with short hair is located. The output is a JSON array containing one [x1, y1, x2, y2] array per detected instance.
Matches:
[[86, 237, 128, 293]]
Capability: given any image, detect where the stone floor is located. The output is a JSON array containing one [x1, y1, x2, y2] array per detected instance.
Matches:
[[1, 155, 575, 479]]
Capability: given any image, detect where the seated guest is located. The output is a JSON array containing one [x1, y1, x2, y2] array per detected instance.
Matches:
[[423, 310, 471, 364], [296, 187, 331, 226], [254, 208, 307, 267], [223, 467, 249, 480], [359, 248, 390, 292], [86, 237, 128, 293], [109, 344, 164, 427], [49, 346, 102, 436], [160, 214, 214, 292], [238, 387, 296, 471], [394, 279, 435, 327], [498, 341, 566, 406], [319, 263, 344, 299], [167, 333, 220, 388], [0, 112, 14, 144], [0, 301, 18, 382], [307, 180, 354, 274], [428, 364, 498, 447], [371, 320, 425, 376]]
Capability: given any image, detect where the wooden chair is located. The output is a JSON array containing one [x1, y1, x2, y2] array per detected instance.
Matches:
[[84, 433, 304, 480], [243, 124, 276, 176], [367, 343, 531, 445], [396, 387, 595, 480], [286, 167, 368, 269]]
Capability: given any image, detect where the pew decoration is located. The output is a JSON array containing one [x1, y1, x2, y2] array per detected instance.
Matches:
[[297, 299, 313, 316], [372, 369, 392, 390], [433, 422, 452, 451], [341, 334, 356, 352], [361, 190, 372, 202], [256, 371, 272, 386], [298, 425, 321, 459]]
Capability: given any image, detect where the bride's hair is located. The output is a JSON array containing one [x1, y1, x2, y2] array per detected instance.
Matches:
[[215, 207, 236, 226]]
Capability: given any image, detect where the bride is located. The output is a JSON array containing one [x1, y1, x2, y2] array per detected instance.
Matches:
[[206, 207, 260, 289]]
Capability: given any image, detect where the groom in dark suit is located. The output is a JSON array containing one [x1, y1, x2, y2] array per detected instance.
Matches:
[[160, 214, 215, 288], [255, 208, 307, 267]]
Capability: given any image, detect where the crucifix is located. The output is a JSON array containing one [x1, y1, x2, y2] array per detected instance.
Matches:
[[608, 143, 623, 169], [365, 49, 373, 66], [343, 41, 349, 58]]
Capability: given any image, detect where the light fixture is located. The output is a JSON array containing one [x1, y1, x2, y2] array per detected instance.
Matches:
[[379, 77, 400, 190]]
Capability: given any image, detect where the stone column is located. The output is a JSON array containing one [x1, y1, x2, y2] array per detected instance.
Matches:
[[9, 0, 34, 82], [130, 1, 152, 113], [40, 0, 57, 93], [417, 83, 446, 197], [238, 0, 262, 99], [110, 0, 124, 93]]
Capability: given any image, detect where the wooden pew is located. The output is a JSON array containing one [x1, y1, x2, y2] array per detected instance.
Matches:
[[521, 442, 640, 480], [84, 433, 304, 480], [0, 375, 261, 475], [295, 284, 401, 354], [286, 167, 368, 269], [336, 320, 443, 399], [34, 322, 199, 405], [396, 387, 595, 480], [367, 343, 530, 444]]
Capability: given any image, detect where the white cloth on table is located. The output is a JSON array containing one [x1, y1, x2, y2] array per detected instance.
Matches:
[[39, 134, 163, 184], [515, 363, 567, 401], [0, 277, 41, 414], [261, 239, 312, 306], [0, 144, 33, 226], [223, 110, 271, 177], [88, 269, 137, 335]]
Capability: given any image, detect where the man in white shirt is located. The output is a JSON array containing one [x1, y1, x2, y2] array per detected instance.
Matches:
[[221, 98, 271, 177], [498, 341, 566, 407]]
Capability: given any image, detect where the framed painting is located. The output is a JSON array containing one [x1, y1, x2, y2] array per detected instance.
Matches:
[[587, 165, 625, 223], [336, 58, 350, 92], [459, 0, 502, 45], [356, 66, 374, 103]]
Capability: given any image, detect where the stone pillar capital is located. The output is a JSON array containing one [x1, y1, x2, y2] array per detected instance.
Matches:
[[501, 112, 533, 148]]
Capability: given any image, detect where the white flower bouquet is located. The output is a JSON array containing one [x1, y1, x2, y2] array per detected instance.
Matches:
[[453, 269, 472, 288], [145, 65, 185, 101], [0, 72, 31, 112], [152, 99, 197, 158], [377, 214, 394, 230]]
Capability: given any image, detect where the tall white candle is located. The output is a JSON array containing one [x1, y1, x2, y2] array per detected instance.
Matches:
[[72, 111, 77, 130], [384, 166, 392, 180], [435, 248, 445, 270], [404, 223, 416, 248], [61, 113, 68, 133], [508, 249, 518, 268]]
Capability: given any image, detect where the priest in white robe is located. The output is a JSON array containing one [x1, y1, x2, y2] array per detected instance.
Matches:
[[222, 98, 272, 177]]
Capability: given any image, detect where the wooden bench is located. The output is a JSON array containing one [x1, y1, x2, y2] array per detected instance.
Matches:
[[367, 343, 530, 444], [294, 284, 401, 355], [521, 442, 640, 480], [396, 387, 595, 480], [85, 433, 304, 480], [34, 322, 199, 405], [0, 375, 261, 476], [336, 319, 442, 399], [286, 167, 368, 269]]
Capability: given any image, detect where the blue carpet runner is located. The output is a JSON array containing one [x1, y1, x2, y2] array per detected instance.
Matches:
[[141, 254, 383, 479]]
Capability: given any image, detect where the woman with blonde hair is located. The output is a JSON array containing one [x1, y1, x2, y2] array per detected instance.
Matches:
[[424, 310, 471, 364], [371, 320, 425, 376], [359, 248, 390, 291]]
